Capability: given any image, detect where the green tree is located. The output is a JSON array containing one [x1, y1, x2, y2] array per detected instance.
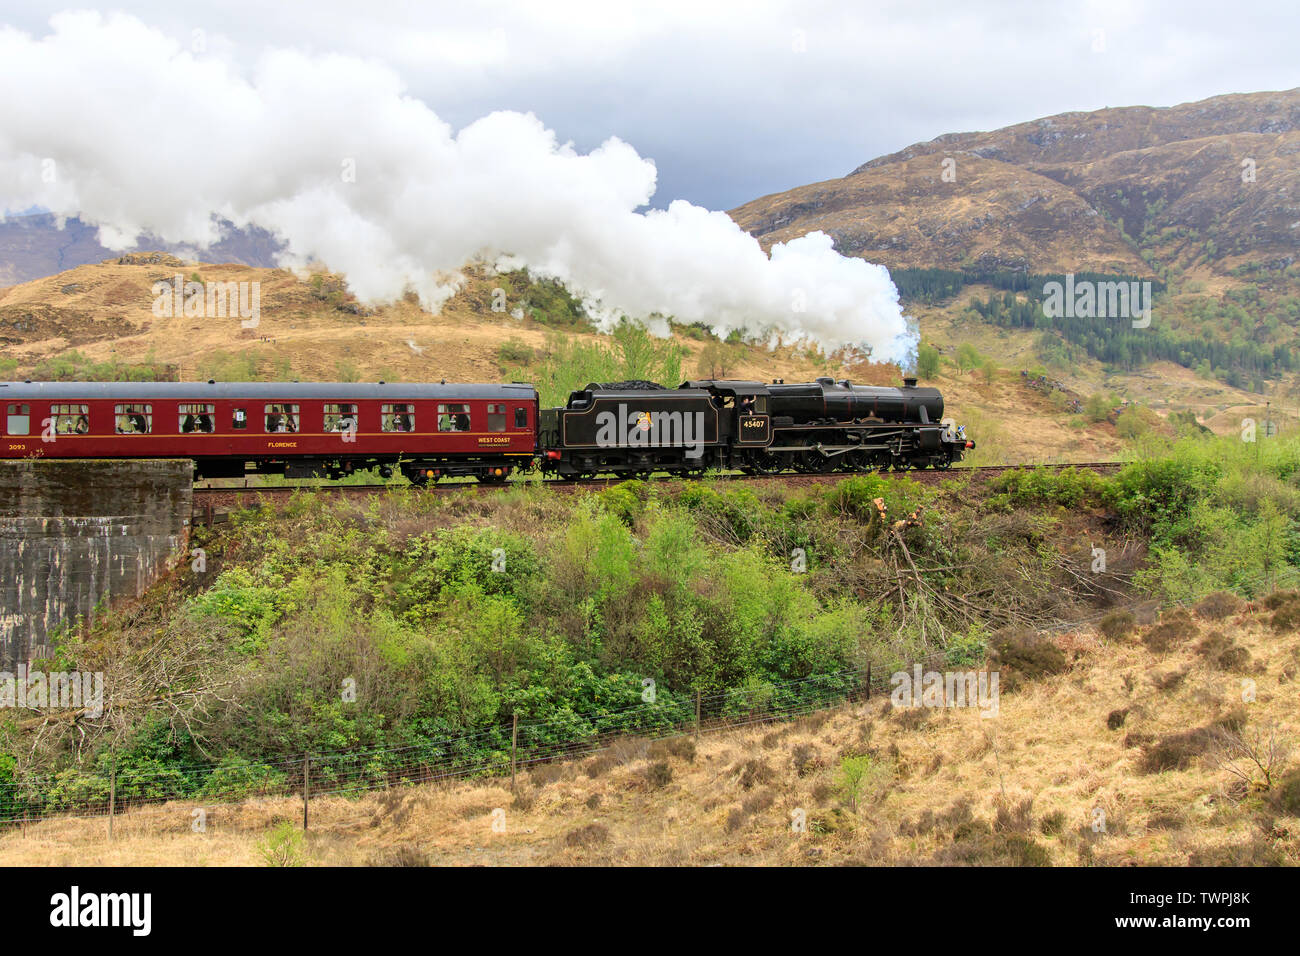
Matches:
[[1084, 393, 1115, 423], [915, 343, 941, 380], [835, 755, 878, 811]]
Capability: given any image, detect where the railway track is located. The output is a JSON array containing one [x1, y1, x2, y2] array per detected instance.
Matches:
[[191, 461, 1125, 525]]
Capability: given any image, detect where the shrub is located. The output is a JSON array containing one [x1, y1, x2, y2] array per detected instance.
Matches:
[[1152, 668, 1188, 692], [1139, 712, 1246, 774], [737, 759, 775, 791], [1142, 608, 1196, 652], [835, 755, 877, 810], [495, 338, 534, 368], [1106, 709, 1129, 730], [1271, 599, 1300, 633], [1271, 769, 1300, 816], [258, 822, 306, 867], [649, 736, 696, 762], [742, 790, 776, 815], [791, 744, 819, 778], [1098, 610, 1136, 641], [1039, 810, 1067, 836], [1263, 590, 1299, 610], [1194, 591, 1243, 620], [368, 843, 430, 866], [564, 823, 611, 848], [993, 797, 1035, 834], [987, 629, 1068, 690], [644, 761, 673, 788], [1196, 632, 1251, 671]]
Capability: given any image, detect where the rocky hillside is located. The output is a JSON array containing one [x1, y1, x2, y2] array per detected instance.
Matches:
[[730, 88, 1300, 407], [732, 89, 1300, 275]]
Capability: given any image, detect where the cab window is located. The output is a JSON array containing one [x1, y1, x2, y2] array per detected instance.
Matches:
[[6, 404, 30, 435]]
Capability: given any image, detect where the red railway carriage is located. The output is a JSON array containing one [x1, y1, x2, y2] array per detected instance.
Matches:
[[1, 381, 539, 483]]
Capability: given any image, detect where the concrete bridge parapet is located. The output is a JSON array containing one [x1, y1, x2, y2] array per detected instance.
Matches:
[[0, 459, 191, 668]]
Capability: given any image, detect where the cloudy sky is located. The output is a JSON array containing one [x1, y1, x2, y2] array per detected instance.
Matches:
[[5, 0, 1298, 212]]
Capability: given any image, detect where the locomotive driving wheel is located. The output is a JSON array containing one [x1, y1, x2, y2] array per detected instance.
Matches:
[[744, 450, 784, 475]]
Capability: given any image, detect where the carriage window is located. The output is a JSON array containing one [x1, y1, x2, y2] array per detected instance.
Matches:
[[487, 403, 506, 432], [438, 403, 471, 432], [514, 407, 527, 429], [264, 403, 299, 433], [6, 404, 30, 435], [51, 404, 90, 435], [382, 403, 414, 432], [114, 403, 152, 434], [179, 403, 215, 434], [232, 407, 248, 430], [323, 403, 358, 433]]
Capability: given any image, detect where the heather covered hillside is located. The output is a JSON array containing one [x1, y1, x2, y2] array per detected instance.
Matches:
[[3, 431, 1299, 837]]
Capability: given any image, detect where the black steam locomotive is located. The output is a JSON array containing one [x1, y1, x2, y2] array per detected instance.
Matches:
[[539, 376, 973, 478]]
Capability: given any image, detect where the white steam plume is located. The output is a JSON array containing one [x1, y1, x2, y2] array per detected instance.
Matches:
[[0, 12, 914, 362]]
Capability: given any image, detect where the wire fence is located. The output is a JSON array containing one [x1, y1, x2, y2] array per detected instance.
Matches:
[[0, 568, 1290, 831]]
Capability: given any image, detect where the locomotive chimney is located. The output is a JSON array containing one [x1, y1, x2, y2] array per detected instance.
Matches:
[[903, 376, 917, 388]]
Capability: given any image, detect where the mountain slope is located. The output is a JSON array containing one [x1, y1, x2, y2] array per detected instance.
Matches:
[[0, 213, 280, 287], [732, 88, 1300, 275]]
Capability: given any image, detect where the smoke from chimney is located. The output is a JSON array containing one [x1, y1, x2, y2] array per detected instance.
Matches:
[[0, 12, 915, 362]]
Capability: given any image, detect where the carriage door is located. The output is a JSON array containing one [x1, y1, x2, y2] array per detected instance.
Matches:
[[5, 404, 30, 435]]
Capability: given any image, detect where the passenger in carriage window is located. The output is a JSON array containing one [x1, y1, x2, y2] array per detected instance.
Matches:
[[75, 415, 89, 434]]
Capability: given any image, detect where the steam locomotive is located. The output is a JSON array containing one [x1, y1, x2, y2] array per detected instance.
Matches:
[[539, 376, 972, 477], [1, 376, 972, 482]]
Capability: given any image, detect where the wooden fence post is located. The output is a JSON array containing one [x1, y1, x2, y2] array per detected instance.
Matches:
[[302, 755, 310, 831], [108, 755, 116, 841], [865, 661, 872, 701], [510, 712, 519, 793], [694, 690, 701, 740]]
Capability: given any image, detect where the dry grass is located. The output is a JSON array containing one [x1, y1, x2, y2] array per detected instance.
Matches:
[[3, 603, 1298, 866]]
